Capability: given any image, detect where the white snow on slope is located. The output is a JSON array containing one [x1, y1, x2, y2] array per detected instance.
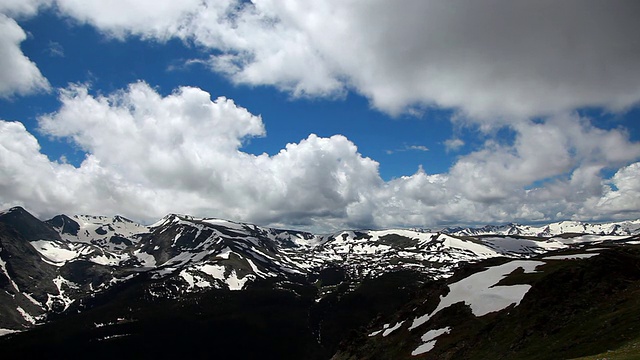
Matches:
[[196, 263, 252, 290], [543, 253, 599, 260], [437, 234, 500, 258], [31, 240, 131, 266], [46, 276, 77, 311], [30, 240, 78, 264], [201, 218, 247, 231], [452, 219, 640, 237], [55, 215, 150, 251], [16, 306, 36, 325], [133, 249, 156, 267], [0, 328, 20, 336], [216, 247, 233, 259], [0, 257, 21, 293], [555, 235, 628, 244], [383, 321, 404, 337], [480, 237, 564, 254], [410, 260, 544, 330], [412, 327, 451, 356]]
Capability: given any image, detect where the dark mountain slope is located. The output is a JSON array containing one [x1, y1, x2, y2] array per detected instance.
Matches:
[[334, 245, 640, 360], [0, 207, 59, 328], [0, 281, 327, 359]]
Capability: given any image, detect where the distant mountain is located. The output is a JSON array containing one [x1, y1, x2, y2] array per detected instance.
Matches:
[[0, 206, 639, 359], [444, 219, 640, 237]]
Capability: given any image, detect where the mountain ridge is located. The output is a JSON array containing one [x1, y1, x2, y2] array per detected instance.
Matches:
[[1, 206, 639, 359]]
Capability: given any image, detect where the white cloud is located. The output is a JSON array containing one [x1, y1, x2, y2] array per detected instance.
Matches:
[[592, 163, 640, 218], [0, 120, 79, 215], [46, 41, 64, 57], [0, 0, 51, 18], [387, 144, 429, 154], [408, 145, 429, 152], [3, 2, 640, 229], [40, 1, 640, 118], [444, 138, 464, 152], [0, 14, 50, 98], [55, 0, 204, 40], [19, 82, 380, 230], [457, 114, 640, 194], [3, 83, 640, 230]]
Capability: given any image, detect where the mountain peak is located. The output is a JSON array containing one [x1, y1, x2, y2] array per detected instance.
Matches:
[[113, 215, 134, 223], [0, 207, 60, 241], [45, 214, 80, 236], [0, 206, 28, 217]]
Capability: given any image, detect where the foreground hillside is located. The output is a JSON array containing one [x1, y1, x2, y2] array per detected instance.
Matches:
[[335, 246, 640, 359], [0, 207, 639, 359]]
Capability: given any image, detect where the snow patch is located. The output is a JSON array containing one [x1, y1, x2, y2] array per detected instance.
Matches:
[[412, 327, 451, 356], [195, 263, 253, 290], [226, 270, 253, 290], [410, 260, 543, 330], [97, 333, 130, 341], [16, 306, 36, 325], [0, 257, 21, 293], [23, 293, 42, 308], [180, 269, 195, 288], [543, 253, 599, 260], [0, 328, 20, 336], [133, 250, 156, 267], [31, 240, 78, 264], [197, 264, 226, 279], [383, 321, 404, 337], [46, 276, 77, 311]]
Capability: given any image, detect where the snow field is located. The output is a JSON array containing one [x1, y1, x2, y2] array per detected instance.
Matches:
[[410, 260, 544, 330]]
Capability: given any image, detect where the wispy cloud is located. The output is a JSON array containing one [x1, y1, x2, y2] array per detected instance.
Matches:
[[444, 138, 464, 152], [386, 144, 429, 155], [166, 58, 208, 72], [46, 41, 64, 57]]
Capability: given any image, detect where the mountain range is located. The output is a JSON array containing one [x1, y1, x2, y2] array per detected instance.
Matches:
[[0, 206, 639, 359]]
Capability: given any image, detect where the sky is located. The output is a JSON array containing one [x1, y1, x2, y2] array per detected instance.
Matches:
[[1, 0, 640, 232]]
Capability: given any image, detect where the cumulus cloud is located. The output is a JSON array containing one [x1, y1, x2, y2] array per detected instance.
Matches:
[[448, 114, 640, 203], [0, 14, 50, 98], [592, 163, 640, 217], [0, 0, 52, 17], [2, 1, 640, 230], [1, 82, 380, 230], [3, 83, 640, 230], [55, 0, 204, 40], [39, 0, 640, 118]]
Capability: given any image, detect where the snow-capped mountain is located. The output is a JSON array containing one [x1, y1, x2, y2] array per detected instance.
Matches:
[[46, 214, 149, 251], [1, 206, 640, 359], [446, 219, 640, 237], [1, 206, 639, 335]]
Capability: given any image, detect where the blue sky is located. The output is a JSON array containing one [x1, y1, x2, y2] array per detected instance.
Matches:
[[1, 1, 640, 232], [7, 11, 456, 179]]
